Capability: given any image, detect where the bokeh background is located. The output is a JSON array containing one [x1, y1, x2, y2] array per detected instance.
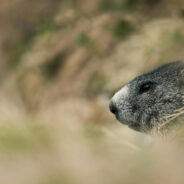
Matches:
[[1, 0, 184, 183]]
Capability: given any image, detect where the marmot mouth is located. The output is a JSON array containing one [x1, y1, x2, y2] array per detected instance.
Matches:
[[115, 108, 184, 132], [116, 115, 143, 131]]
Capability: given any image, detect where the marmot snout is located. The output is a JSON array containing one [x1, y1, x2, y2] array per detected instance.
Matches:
[[110, 61, 184, 132]]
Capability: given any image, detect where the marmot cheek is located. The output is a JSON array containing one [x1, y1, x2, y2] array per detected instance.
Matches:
[[132, 105, 139, 113]]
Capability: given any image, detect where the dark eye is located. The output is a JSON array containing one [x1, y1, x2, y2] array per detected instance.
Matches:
[[139, 82, 154, 94]]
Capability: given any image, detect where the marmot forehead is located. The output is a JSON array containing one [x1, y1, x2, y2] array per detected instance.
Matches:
[[110, 61, 184, 132], [134, 61, 184, 83]]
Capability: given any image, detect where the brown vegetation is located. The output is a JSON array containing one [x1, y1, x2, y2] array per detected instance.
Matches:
[[0, 0, 184, 183]]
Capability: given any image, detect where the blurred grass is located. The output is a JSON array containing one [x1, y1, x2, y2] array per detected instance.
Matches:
[[1, 0, 184, 184], [0, 124, 53, 153], [0, 118, 184, 184], [87, 72, 107, 97], [41, 172, 73, 184], [41, 53, 67, 80], [99, 0, 161, 11], [172, 30, 184, 43], [110, 19, 135, 39], [9, 34, 33, 69], [8, 13, 59, 69], [76, 32, 91, 47], [99, 0, 141, 11]]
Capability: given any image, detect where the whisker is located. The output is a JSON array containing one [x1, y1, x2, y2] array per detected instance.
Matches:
[[158, 109, 184, 130]]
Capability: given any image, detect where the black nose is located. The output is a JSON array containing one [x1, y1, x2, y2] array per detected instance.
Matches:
[[109, 101, 118, 115]]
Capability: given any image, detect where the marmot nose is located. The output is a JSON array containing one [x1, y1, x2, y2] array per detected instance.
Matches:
[[109, 101, 118, 115]]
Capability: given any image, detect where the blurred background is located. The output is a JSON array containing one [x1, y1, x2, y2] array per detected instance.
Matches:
[[1, 0, 184, 184]]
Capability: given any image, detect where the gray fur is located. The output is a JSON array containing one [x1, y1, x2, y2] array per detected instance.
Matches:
[[109, 61, 184, 132]]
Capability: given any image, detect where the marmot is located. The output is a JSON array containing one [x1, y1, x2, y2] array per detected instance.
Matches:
[[109, 61, 184, 132]]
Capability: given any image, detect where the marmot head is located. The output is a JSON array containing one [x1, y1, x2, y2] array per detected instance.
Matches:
[[109, 61, 184, 132]]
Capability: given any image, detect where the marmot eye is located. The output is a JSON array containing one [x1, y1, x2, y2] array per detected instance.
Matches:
[[139, 82, 154, 94]]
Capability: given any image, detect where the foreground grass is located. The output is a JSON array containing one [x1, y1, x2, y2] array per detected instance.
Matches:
[[0, 118, 184, 184]]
